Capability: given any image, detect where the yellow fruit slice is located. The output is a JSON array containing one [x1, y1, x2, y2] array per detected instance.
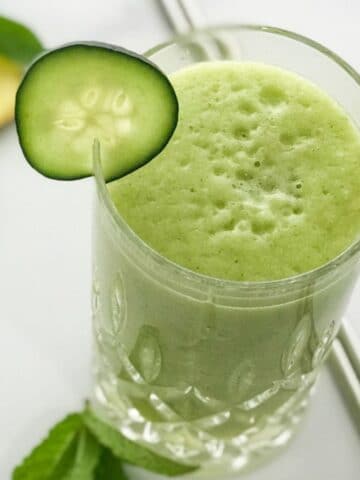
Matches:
[[0, 54, 22, 127]]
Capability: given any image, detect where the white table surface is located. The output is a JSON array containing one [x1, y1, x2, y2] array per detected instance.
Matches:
[[0, 1, 359, 479]]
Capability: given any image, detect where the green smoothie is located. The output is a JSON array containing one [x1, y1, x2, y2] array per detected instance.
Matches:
[[93, 60, 360, 472], [108, 61, 360, 281]]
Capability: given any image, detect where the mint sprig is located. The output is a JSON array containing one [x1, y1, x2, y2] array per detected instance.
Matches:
[[12, 407, 197, 479], [0, 16, 43, 65], [12, 414, 87, 480]]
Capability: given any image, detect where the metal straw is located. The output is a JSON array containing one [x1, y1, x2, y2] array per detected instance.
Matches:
[[159, 0, 205, 32]]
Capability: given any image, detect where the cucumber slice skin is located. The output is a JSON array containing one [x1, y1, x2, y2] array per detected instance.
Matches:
[[15, 42, 179, 182]]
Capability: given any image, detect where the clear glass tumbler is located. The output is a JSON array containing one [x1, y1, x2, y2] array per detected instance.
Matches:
[[91, 26, 360, 475]]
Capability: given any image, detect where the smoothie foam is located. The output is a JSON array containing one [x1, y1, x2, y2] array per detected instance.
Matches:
[[108, 61, 360, 281]]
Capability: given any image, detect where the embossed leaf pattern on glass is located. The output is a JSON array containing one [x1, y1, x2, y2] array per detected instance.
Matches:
[[91, 269, 325, 466], [227, 359, 255, 400], [130, 325, 162, 383], [92, 269, 129, 371], [312, 320, 336, 368], [281, 312, 312, 376], [111, 271, 126, 336], [92, 268, 104, 353]]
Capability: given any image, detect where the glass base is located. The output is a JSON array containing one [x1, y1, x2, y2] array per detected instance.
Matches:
[[92, 372, 315, 476]]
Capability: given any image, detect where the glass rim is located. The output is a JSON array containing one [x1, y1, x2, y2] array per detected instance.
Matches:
[[144, 23, 360, 83], [94, 24, 360, 293]]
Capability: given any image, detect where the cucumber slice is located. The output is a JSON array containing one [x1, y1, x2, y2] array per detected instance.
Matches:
[[15, 42, 178, 181]]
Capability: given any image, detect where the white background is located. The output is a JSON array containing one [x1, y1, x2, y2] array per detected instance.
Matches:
[[0, 1, 359, 479]]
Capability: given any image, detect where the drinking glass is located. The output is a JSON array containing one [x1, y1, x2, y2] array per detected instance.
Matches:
[[91, 25, 360, 475]]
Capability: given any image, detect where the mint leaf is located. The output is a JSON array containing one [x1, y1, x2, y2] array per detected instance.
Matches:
[[83, 407, 197, 476], [12, 407, 197, 479], [94, 449, 128, 480], [63, 428, 101, 480], [12, 413, 102, 480], [12, 413, 82, 480], [0, 16, 43, 64]]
